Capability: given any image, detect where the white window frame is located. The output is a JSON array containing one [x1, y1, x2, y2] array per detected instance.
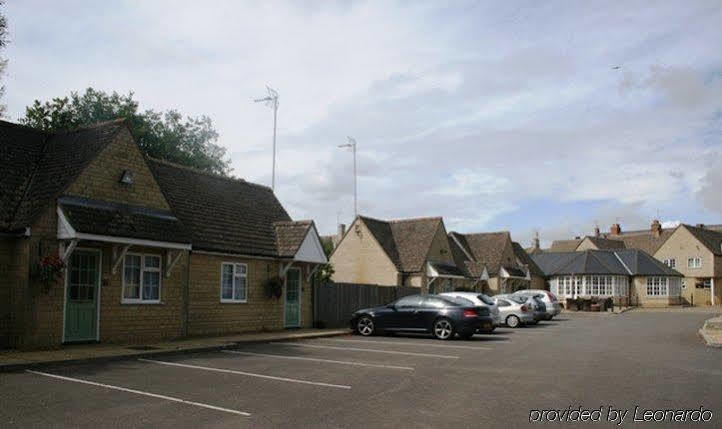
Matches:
[[122, 252, 162, 304], [220, 262, 248, 303], [687, 257, 701, 269], [646, 276, 668, 297], [664, 258, 676, 268]]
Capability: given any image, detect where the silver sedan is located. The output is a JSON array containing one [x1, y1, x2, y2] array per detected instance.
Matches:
[[492, 295, 536, 328]]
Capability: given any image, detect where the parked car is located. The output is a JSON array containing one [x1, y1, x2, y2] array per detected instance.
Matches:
[[438, 291, 500, 332], [351, 294, 495, 340], [501, 294, 546, 324], [513, 289, 562, 320], [491, 295, 535, 328]]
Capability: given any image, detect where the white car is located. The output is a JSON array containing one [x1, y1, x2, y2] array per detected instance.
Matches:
[[439, 292, 500, 332], [512, 289, 562, 320]]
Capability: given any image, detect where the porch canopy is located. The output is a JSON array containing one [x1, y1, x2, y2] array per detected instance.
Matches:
[[426, 261, 468, 291], [275, 220, 328, 280], [57, 195, 192, 275]]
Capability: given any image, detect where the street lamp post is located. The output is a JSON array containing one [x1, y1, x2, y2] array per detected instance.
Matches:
[[338, 137, 357, 217], [254, 86, 279, 191]]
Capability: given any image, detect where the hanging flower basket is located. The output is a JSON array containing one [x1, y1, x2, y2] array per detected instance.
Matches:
[[264, 277, 283, 299], [35, 255, 66, 292]]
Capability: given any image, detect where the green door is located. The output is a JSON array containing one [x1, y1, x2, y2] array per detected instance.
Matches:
[[284, 268, 301, 328], [64, 250, 100, 342]]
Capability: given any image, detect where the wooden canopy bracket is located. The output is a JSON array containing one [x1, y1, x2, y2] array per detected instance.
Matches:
[[279, 261, 295, 278], [111, 244, 132, 274], [59, 240, 78, 263], [306, 264, 321, 282], [166, 250, 183, 278]]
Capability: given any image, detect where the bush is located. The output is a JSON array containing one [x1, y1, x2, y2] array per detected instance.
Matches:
[[264, 277, 283, 299]]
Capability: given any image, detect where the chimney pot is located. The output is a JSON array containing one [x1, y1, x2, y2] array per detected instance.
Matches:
[[651, 219, 662, 237], [696, 223, 705, 229], [610, 223, 622, 236], [594, 226, 600, 237]]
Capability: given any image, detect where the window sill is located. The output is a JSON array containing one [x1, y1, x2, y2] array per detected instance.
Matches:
[[121, 300, 162, 305], [220, 300, 248, 304]]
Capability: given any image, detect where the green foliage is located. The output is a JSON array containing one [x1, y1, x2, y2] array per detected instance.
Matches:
[[22, 88, 231, 175]]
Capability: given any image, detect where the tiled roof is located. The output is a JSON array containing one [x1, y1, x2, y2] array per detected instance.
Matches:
[[512, 241, 545, 277], [583, 236, 626, 250], [531, 249, 681, 277], [59, 195, 191, 244], [275, 220, 314, 258], [450, 231, 512, 276], [605, 230, 673, 255], [359, 216, 443, 272], [149, 158, 292, 257], [550, 239, 582, 252], [0, 119, 124, 232]]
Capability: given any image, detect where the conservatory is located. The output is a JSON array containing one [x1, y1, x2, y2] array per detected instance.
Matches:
[[551, 275, 629, 298]]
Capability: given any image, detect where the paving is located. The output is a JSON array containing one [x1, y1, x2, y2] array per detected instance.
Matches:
[[0, 312, 719, 428]]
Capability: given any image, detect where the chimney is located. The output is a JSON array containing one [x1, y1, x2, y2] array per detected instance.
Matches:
[[695, 223, 705, 229], [594, 226, 600, 237], [610, 223, 622, 236], [651, 219, 662, 237]]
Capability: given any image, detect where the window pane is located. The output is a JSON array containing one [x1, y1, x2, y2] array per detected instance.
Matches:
[[221, 264, 234, 300], [234, 275, 247, 301], [145, 255, 160, 269], [235, 264, 247, 275], [124, 255, 141, 299], [143, 271, 160, 300]]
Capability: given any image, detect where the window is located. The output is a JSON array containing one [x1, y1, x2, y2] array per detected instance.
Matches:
[[703, 278, 712, 289], [646, 277, 668, 296], [123, 254, 161, 303], [221, 263, 248, 302], [664, 258, 676, 268], [687, 257, 701, 268], [681, 279, 686, 289], [393, 295, 423, 308], [496, 299, 510, 307], [424, 297, 457, 308]]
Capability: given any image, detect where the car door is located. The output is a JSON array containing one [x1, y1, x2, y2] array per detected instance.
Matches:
[[417, 297, 451, 329], [387, 295, 424, 330]]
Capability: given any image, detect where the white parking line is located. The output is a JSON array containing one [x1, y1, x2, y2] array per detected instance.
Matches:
[[322, 338, 491, 351], [221, 350, 414, 371], [26, 370, 250, 416], [272, 342, 459, 359], [138, 358, 351, 390]]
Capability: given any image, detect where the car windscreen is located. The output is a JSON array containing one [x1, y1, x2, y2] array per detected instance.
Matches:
[[477, 294, 495, 305]]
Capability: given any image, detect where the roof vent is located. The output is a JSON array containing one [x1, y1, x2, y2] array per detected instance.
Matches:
[[120, 170, 135, 185]]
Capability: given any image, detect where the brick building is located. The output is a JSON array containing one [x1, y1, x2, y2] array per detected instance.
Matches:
[[0, 119, 326, 350]]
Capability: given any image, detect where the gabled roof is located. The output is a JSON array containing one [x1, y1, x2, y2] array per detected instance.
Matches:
[[0, 119, 125, 232], [531, 249, 681, 277], [511, 241, 545, 277], [550, 239, 582, 252], [358, 215, 443, 272], [149, 158, 292, 257], [449, 231, 512, 276], [274, 220, 313, 258], [682, 224, 722, 256], [605, 230, 673, 255]]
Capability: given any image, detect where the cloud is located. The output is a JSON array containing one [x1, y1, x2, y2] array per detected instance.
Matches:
[[4, 1, 722, 240]]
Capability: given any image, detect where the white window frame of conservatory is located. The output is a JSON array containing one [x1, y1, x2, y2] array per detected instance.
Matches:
[[646, 276, 669, 296]]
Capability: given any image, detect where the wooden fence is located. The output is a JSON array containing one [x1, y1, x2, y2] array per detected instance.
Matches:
[[313, 282, 418, 328]]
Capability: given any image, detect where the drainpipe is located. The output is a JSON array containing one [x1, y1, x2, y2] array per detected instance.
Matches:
[[712, 278, 716, 306], [182, 251, 191, 338]]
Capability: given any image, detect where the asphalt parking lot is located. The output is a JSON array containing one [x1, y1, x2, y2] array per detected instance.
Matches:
[[1, 312, 720, 428]]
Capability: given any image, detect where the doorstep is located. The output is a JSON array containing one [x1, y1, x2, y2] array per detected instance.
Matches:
[[0, 328, 351, 372]]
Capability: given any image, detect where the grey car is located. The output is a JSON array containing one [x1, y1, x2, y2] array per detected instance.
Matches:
[[513, 289, 562, 320], [439, 291, 500, 332], [505, 293, 546, 324], [492, 295, 535, 328]]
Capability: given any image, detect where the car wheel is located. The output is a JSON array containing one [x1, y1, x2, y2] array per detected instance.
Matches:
[[356, 316, 375, 336], [506, 315, 521, 328], [432, 318, 455, 340]]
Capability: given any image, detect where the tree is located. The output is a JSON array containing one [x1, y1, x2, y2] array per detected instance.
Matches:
[[0, 1, 9, 117], [22, 88, 231, 175]]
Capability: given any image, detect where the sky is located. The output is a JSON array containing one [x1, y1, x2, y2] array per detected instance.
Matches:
[[4, 1, 722, 247]]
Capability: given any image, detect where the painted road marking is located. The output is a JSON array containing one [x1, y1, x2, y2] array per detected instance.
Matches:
[[138, 358, 351, 390], [272, 342, 459, 359], [26, 370, 250, 416], [222, 350, 414, 371], [323, 338, 491, 351]]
